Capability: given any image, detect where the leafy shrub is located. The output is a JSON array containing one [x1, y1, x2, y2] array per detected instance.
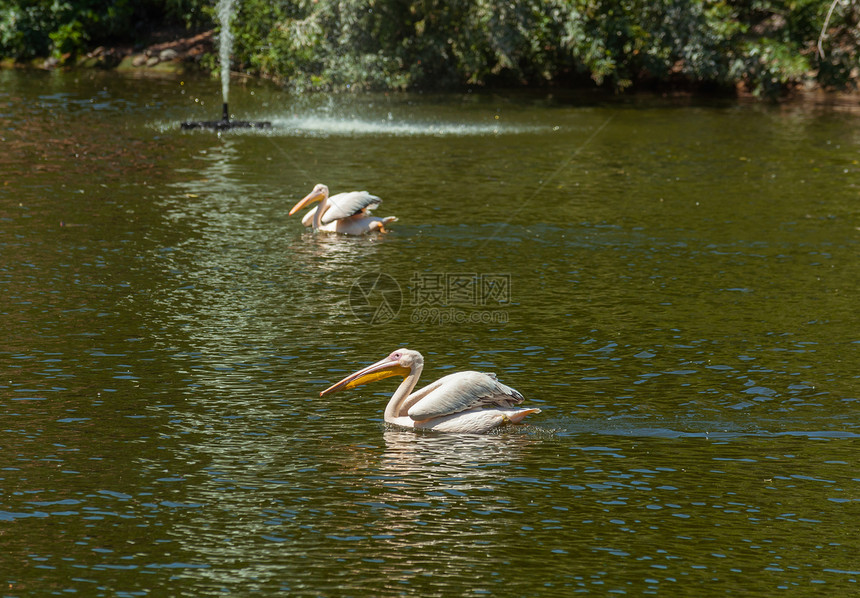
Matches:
[[1, 0, 857, 97], [0, 0, 209, 59]]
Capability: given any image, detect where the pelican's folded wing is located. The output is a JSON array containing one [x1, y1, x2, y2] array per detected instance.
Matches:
[[407, 371, 524, 421], [320, 191, 382, 224]]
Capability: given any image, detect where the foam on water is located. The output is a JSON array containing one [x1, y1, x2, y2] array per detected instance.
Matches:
[[168, 113, 548, 137], [271, 114, 546, 136]]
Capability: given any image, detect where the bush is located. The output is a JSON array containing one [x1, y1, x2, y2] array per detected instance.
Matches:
[[0, 0, 209, 59], [227, 0, 857, 96], [1, 0, 857, 97]]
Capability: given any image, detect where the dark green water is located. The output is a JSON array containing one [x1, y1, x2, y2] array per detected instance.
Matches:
[[1, 69, 859, 596]]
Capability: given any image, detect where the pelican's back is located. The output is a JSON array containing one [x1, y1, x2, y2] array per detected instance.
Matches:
[[320, 191, 381, 224], [407, 371, 524, 421]]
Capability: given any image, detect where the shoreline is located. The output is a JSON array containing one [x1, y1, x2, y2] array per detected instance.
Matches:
[[2, 29, 858, 108], [1, 29, 214, 76]]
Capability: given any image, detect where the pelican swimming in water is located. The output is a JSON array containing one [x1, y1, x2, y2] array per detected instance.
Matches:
[[289, 183, 397, 235], [320, 348, 541, 434]]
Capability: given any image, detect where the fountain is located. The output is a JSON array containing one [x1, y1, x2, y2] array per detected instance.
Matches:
[[181, 0, 271, 130]]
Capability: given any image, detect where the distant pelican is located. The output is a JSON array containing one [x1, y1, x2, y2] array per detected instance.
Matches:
[[289, 183, 397, 235], [320, 348, 541, 434]]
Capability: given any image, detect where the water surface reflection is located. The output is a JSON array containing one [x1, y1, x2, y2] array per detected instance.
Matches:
[[2, 70, 858, 596]]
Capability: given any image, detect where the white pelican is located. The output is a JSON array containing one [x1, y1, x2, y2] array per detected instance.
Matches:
[[320, 348, 541, 434], [289, 183, 397, 235]]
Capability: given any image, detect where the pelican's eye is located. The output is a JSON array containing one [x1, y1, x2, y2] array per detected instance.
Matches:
[[390, 352, 402, 361]]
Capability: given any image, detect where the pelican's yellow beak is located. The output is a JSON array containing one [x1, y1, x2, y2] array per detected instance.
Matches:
[[320, 358, 410, 397], [289, 188, 325, 216]]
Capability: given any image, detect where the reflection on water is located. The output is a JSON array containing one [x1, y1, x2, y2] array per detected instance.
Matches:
[[2, 69, 859, 595], [371, 430, 541, 536], [377, 428, 537, 494]]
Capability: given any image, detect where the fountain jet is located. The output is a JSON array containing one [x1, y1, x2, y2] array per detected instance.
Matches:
[[181, 0, 270, 131]]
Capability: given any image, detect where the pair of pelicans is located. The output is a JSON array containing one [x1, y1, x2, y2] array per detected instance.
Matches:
[[290, 184, 541, 434]]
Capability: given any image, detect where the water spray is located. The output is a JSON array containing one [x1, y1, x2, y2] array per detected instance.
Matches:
[[181, 0, 270, 131]]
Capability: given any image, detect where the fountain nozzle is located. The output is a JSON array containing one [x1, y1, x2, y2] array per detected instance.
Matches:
[[180, 102, 271, 131]]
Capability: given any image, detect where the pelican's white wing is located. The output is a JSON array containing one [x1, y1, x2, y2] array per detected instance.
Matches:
[[320, 191, 382, 225], [405, 371, 524, 421]]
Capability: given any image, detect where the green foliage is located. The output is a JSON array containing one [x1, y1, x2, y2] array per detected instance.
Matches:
[[0, 1, 62, 58], [225, 0, 857, 96], [1, 0, 857, 97], [815, 0, 860, 90], [0, 0, 209, 59]]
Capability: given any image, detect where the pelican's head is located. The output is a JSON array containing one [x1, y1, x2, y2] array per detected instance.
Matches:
[[289, 183, 329, 216], [320, 348, 422, 397]]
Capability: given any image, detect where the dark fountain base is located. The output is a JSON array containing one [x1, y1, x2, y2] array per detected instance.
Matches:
[[181, 103, 271, 131]]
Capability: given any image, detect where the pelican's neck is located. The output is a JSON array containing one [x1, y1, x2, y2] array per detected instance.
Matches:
[[384, 361, 423, 423], [312, 193, 329, 230]]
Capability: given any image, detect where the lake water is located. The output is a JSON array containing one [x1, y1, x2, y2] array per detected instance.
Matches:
[[1, 69, 859, 595]]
